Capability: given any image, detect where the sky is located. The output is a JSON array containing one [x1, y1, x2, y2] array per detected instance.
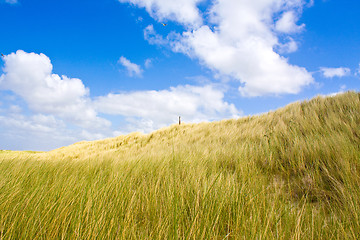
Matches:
[[0, 0, 359, 151]]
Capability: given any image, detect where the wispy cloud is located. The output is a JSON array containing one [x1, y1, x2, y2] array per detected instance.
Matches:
[[323, 85, 347, 97], [355, 63, 360, 76], [320, 67, 351, 78], [5, 0, 18, 4], [144, 58, 153, 69], [144, 25, 168, 45], [118, 56, 143, 77]]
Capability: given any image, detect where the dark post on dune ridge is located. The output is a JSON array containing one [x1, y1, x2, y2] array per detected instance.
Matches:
[[179, 116, 181, 125]]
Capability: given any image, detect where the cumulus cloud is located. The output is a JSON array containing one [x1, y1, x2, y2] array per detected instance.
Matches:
[[176, 25, 312, 97], [94, 84, 241, 132], [118, 0, 203, 27], [275, 11, 305, 33], [0, 50, 112, 150], [0, 50, 243, 150], [320, 67, 351, 78], [123, 0, 314, 97], [118, 56, 143, 77], [0, 50, 110, 129]]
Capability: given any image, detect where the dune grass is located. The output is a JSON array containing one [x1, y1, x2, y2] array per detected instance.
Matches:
[[0, 91, 359, 239]]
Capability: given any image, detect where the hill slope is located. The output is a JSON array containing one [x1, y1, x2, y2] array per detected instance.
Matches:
[[0, 91, 359, 239]]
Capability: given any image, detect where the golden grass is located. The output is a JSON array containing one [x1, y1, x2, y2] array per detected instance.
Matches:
[[0, 91, 359, 239]]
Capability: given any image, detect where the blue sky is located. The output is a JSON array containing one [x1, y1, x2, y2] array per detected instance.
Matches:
[[0, 0, 359, 151]]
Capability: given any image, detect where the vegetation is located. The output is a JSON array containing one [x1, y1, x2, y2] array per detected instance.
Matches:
[[0, 91, 359, 239]]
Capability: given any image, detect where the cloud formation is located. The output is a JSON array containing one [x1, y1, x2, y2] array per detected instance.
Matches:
[[118, 56, 143, 77], [320, 67, 351, 78], [0, 50, 241, 150], [126, 0, 314, 97], [94, 84, 241, 132], [275, 11, 305, 33], [0, 111, 108, 151], [118, 0, 203, 27], [0, 50, 110, 129]]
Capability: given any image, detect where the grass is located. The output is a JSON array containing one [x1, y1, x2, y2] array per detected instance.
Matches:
[[0, 91, 359, 239]]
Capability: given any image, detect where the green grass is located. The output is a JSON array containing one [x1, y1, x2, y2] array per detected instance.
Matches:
[[0, 91, 359, 239]]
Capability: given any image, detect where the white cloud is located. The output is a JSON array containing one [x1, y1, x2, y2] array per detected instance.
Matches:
[[340, 84, 347, 91], [126, 0, 314, 97], [3, 114, 66, 133], [5, 0, 18, 4], [118, 0, 203, 27], [0, 50, 243, 150], [94, 84, 241, 132], [144, 25, 168, 45], [323, 85, 347, 97], [277, 37, 298, 53], [118, 56, 143, 77], [175, 25, 312, 97], [144, 58, 153, 68], [8, 105, 22, 113], [0, 111, 109, 151], [0, 113, 72, 151], [275, 11, 305, 33], [320, 67, 351, 78], [355, 63, 360, 76], [0, 50, 110, 129]]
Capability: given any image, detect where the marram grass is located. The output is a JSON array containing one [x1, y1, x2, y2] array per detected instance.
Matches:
[[0, 91, 360, 239]]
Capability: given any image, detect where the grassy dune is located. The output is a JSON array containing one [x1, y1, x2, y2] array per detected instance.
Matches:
[[0, 91, 359, 239]]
